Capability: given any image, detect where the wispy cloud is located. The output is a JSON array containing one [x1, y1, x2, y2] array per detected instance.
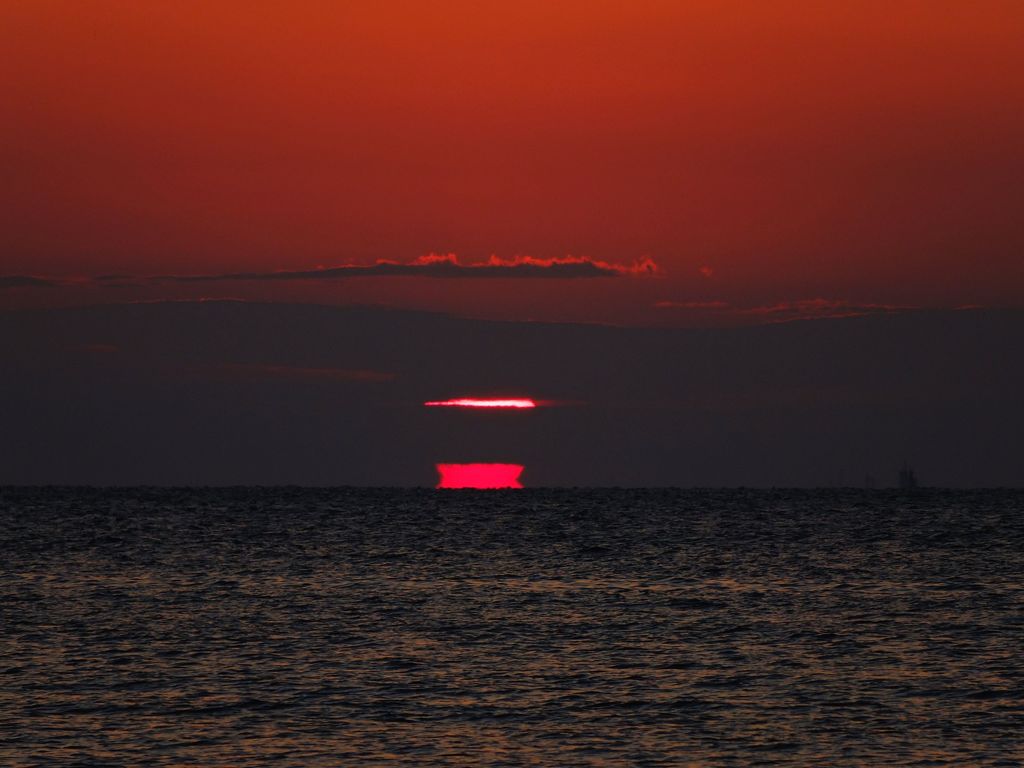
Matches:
[[654, 300, 730, 310], [210, 363, 396, 383], [4, 255, 660, 293], [0, 275, 61, 288], [740, 299, 915, 321], [152, 254, 660, 283], [656, 298, 917, 322]]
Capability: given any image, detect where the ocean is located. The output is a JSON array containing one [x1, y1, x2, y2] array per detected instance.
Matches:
[[2, 488, 1022, 766]]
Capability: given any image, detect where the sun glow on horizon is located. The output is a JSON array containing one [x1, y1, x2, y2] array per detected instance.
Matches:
[[436, 463, 525, 489], [424, 398, 537, 409]]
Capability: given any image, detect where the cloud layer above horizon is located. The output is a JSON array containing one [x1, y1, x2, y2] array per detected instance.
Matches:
[[2, 254, 660, 290]]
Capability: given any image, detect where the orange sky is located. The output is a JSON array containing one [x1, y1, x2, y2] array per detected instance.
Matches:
[[2, 1, 1022, 323]]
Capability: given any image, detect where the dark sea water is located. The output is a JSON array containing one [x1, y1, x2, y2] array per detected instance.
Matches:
[[2, 488, 1022, 766]]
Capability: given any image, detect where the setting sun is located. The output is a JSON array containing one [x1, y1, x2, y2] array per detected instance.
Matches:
[[436, 463, 525, 489], [424, 398, 537, 409]]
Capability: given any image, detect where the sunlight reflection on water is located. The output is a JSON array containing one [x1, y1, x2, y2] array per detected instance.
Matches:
[[2, 488, 1022, 766]]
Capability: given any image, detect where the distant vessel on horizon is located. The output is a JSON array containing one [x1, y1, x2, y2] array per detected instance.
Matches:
[[899, 462, 919, 490]]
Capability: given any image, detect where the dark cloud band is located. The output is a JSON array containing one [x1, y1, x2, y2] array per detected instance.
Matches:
[[155, 255, 659, 283], [3, 256, 659, 291], [0, 275, 61, 288]]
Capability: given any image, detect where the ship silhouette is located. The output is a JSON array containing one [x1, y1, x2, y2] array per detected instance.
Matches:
[[898, 462, 919, 489]]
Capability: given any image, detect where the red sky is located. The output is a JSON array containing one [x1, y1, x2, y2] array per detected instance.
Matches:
[[2, 1, 1022, 324]]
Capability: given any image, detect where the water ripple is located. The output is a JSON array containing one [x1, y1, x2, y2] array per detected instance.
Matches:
[[1, 487, 1022, 766]]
